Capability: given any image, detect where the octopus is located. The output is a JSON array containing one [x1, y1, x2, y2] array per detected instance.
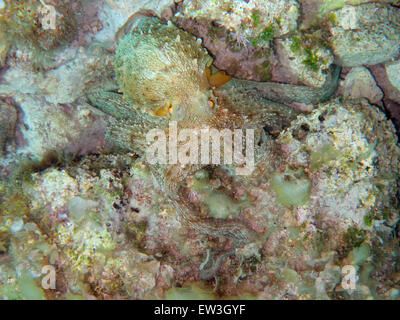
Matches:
[[86, 16, 340, 280]]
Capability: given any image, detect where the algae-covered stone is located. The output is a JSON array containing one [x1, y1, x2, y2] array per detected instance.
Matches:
[[328, 4, 400, 66], [277, 99, 399, 230], [178, 0, 299, 39], [165, 283, 215, 300], [275, 35, 334, 87], [339, 66, 383, 104], [351, 243, 371, 265], [189, 171, 246, 219], [0, 46, 110, 160], [270, 168, 311, 207], [368, 59, 400, 105], [300, 0, 399, 29], [1, 1, 400, 300], [174, 0, 300, 81], [12, 154, 187, 299], [385, 59, 400, 98]]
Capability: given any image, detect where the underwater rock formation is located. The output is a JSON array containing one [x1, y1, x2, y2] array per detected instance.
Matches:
[[338, 66, 383, 104], [94, 0, 176, 48], [0, 44, 113, 160], [368, 59, 400, 131], [273, 36, 334, 88], [0, 0, 77, 65], [327, 3, 400, 67], [385, 59, 400, 102], [0, 0, 400, 301], [174, 1, 400, 88], [174, 0, 301, 82], [2, 95, 398, 299], [82, 16, 399, 298]]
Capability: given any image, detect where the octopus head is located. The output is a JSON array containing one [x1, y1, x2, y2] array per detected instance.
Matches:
[[114, 17, 217, 122]]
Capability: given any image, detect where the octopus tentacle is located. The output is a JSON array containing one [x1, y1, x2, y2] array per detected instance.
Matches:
[[86, 83, 167, 154], [86, 87, 255, 245], [220, 64, 341, 106], [84, 16, 342, 280]]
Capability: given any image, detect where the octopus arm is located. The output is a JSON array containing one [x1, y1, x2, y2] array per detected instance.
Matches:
[[221, 64, 341, 106]]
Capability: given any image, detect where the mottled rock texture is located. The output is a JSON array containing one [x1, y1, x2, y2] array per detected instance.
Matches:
[[0, 0, 400, 301], [339, 66, 383, 104], [328, 3, 400, 67]]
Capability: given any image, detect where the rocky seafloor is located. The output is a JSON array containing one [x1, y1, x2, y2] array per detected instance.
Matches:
[[0, 0, 399, 300]]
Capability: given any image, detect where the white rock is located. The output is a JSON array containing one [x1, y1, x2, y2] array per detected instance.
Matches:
[[329, 4, 400, 67], [1, 47, 107, 105], [386, 59, 400, 93], [339, 66, 383, 104], [95, 0, 176, 46], [10, 219, 24, 234], [179, 0, 300, 38], [275, 37, 333, 88]]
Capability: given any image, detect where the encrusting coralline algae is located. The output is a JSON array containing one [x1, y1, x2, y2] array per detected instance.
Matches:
[[0, 0, 399, 300]]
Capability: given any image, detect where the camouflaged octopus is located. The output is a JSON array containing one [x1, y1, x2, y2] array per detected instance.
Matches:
[[86, 16, 340, 279]]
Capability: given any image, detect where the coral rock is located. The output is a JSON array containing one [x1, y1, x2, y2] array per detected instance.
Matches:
[[339, 66, 383, 104], [328, 4, 400, 67]]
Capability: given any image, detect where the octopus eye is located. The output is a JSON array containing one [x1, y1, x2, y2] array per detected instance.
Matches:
[[208, 98, 215, 108], [155, 103, 173, 116]]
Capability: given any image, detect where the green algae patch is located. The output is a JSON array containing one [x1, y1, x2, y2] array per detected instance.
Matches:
[[249, 24, 276, 47], [345, 227, 367, 249], [270, 169, 311, 207], [207, 191, 242, 219], [279, 267, 300, 283], [351, 243, 371, 265], [303, 48, 321, 72], [189, 169, 247, 219], [290, 35, 302, 53], [165, 283, 215, 300], [363, 213, 375, 227], [250, 10, 261, 27], [318, 0, 346, 16], [341, 226, 368, 258], [17, 273, 45, 300], [65, 291, 85, 300], [310, 143, 339, 171]]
